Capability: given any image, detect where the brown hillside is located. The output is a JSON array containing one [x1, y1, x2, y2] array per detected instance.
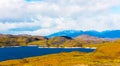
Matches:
[[75, 35, 106, 44]]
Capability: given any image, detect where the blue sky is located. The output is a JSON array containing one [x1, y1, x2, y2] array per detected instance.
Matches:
[[0, 0, 120, 36], [26, 0, 43, 2]]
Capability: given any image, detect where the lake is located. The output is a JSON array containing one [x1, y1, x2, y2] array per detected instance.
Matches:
[[0, 46, 95, 61]]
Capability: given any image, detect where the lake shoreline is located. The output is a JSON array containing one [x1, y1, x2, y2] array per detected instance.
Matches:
[[0, 45, 97, 49]]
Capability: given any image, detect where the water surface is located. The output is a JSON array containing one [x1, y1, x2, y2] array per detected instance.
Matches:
[[0, 46, 95, 61]]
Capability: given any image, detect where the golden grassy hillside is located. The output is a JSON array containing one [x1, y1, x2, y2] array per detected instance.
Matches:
[[28, 36, 82, 47], [0, 51, 120, 66]]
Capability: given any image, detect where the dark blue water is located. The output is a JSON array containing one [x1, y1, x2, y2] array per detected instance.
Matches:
[[0, 46, 95, 61]]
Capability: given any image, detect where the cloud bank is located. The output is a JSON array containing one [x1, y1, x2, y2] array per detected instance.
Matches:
[[0, 0, 120, 36]]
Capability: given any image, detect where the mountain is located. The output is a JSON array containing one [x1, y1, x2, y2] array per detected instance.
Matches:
[[47, 30, 120, 38], [75, 34, 115, 41], [47, 30, 84, 38], [74, 35, 107, 44], [75, 34, 104, 41]]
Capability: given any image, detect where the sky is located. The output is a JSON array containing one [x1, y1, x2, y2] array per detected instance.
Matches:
[[0, 0, 120, 36]]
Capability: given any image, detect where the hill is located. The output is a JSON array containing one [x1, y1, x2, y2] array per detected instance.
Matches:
[[0, 34, 116, 48], [0, 34, 46, 47], [74, 34, 108, 44], [28, 36, 82, 47]]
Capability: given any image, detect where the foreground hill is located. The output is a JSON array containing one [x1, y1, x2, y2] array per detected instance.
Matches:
[[0, 40, 120, 66]]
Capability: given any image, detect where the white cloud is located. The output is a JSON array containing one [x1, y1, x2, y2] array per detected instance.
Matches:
[[0, 0, 27, 21], [0, 0, 120, 35]]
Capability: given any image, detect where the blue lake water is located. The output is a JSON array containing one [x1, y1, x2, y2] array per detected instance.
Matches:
[[0, 46, 95, 61]]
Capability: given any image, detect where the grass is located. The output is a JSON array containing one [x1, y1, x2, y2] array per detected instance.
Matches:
[[0, 51, 120, 66]]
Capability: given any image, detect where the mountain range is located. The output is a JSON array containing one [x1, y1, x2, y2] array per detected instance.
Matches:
[[47, 30, 120, 38]]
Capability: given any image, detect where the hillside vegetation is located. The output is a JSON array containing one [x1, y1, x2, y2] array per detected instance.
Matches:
[[0, 34, 112, 48], [0, 34, 46, 47], [28, 35, 110, 48], [0, 35, 83, 48]]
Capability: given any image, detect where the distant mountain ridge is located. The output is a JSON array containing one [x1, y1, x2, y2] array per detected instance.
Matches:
[[47, 30, 120, 38], [75, 34, 103, 41], [74, 34, 109, 44]]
